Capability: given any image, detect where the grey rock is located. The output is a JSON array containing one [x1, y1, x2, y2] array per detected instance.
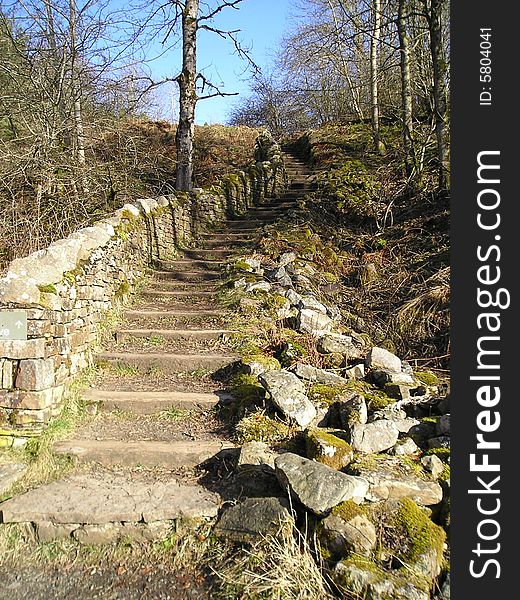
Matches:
[[0, 274, 41, 305], [274, 453, 368, 515], [297, 309, 333, 335], [278, 251, 297, 267], [241, 356, 280, 376], [8, 237, 84, 286], [338, 394, 368, 428], [259, 370, 316, 428], [214, 497, 293, 543], [291, 363, 348, 386], [371, 410, 420, 434], [317, 334, 365, 359], [320, 513, 376, 558], [371, 407, 407, 421], [245, 281, 271, 293], [437, 414, 450, 436], [297, 295, 328, 314], [333, 561, 429, 600], [234, 277, 248, 289], [370, 369, 415, 387], [285, 288, 302, 306], [0, 462, 28, 496], [351, 456, 443, 506], [350, 420, 400, 454], [366, 347, 402, 373], [389, 438, 420, 455], [238, 441, 276, 471], [243, 257, 262, 272], [344, 364, 365, 380], [421, 455, 445, 479]]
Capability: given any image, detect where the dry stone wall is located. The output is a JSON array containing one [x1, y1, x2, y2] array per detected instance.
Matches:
[[0, 133, 285, 447]]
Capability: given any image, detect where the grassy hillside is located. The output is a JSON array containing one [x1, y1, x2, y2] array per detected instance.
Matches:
[[0, 122, 259, 273], [281, 125, 449, 367]]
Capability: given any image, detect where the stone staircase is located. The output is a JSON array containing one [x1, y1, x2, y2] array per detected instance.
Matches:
[[0, 152, 315, 543]]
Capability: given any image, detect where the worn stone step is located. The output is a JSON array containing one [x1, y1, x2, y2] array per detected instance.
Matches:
[[154, 258, 223, 271], [115, 328, 233, 342], [194, 242, 252, 253], [200, 231, 253, 239], [138, 289, 216, 300], [146, 280, 219, 292], [226, 220, 272, 230], [52, 439, 236, 469], [84, 389, 228, 413], [153, 270, 221, 282], [96, 351, 237, 372], [124, 308, 224, 318], [0, 472, 222, 530]]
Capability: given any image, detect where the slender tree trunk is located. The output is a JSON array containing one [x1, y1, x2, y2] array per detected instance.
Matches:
[[176, 0, 199, 191], [397, 0, 415, 177], [426, 0, 448, 189], [370, 0, 385, 154], [69, 0, 86, 169], [327, 0, 364, 121]]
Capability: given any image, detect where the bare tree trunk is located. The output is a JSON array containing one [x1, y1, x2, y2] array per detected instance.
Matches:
[[426, 0, 448, 189], [370, 0, 385, 154], [327, 0, 364, 121], [69, 0, 86, 169], [176, 0, 199, 192], [397, 0, 416, 177]]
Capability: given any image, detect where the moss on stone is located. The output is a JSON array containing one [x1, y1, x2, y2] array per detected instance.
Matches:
[[308, 384, 346, 405], [38, 284, 57, 294], [331, 499, 367, 522], [341, 380, 393, 410], [233, 260, 254, 272], [305, 428, 353, 470], [235, 410, 295, 444], [415, 371, 441, 386], [388, 498, 446, 566], [242, 354, 281, 371]]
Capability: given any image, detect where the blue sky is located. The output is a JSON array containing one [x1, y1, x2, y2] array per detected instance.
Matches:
[[147, 0, 295, 124]]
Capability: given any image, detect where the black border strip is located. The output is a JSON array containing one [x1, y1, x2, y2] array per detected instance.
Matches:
[[451, 2, 515, 598]]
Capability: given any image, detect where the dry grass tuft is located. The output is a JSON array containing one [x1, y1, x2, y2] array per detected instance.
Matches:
[[211, 525, 336, 600]]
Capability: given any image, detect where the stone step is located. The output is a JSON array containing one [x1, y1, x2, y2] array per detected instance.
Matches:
[[226, 220, 272, 230], [193, 242, 252, 253], [153, 270, 221, 282], [96, 351, 237, 372], [138, 289, 216, 299], [146, 280, 218, 292], [154, 258, 223, 271], [52, 439, 236, 469], [84, 389, 228, 413], [200, 231, 253, 239], [115, 328, 233, 342], [0, 472, 222, 531], [124, 308, 224, 318]]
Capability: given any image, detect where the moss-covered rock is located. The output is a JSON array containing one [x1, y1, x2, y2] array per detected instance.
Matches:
[[241, 354, 281, 376], [235, 410, 296, 445], [305, 427, 353, 470], [308, 384, 347, 405], [380, 498, 446, 579]]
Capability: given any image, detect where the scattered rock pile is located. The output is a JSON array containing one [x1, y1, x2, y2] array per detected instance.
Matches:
[[214, 242, 450, 599]]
